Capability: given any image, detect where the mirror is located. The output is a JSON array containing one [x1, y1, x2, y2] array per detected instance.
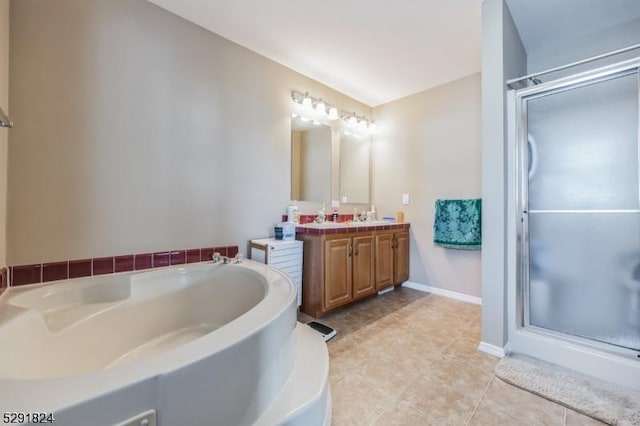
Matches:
[[290, 116, 331, 202], [340, 133, 370, 204]]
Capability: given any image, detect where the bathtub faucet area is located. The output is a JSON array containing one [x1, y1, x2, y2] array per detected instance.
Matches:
[[212, 252, 244, 264]]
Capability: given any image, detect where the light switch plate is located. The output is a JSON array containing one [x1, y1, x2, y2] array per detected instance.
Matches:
[[402, 194, 410, 205], [331, 200, 340, 208], [341, 196, 348, 203]]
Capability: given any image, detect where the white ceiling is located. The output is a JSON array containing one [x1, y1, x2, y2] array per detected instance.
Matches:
[[506, 0, 640, 54], [145, 0, 640, 108], [146, 0, 482, 107]]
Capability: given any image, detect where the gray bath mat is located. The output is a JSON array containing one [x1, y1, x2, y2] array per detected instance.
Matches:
[[495, 354, 640, 426]]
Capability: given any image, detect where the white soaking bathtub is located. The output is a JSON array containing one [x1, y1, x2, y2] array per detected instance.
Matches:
[[0, 261, 330, 426]]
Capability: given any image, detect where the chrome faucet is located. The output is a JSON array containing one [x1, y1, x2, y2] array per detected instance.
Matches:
[[212, 252, 243, 264]]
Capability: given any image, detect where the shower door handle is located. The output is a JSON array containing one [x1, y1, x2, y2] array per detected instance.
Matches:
[[528, 134, 538, 179]]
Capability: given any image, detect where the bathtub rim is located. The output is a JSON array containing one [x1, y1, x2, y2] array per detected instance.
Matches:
[[0, 260, 297, 414]]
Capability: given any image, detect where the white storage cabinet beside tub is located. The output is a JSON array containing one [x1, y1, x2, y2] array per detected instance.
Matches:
[[250, 238, 303, 307]]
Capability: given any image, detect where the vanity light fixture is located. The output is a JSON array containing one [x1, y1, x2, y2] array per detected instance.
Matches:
[[0, 107, 13, 128], [328, 106, 339, 120], [291, 90, 372, 130], [315, 99, 326, 115], [301, 92, 312, 110]]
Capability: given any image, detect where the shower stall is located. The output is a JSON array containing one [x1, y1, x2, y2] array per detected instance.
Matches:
[[507, 55, 640, 391]]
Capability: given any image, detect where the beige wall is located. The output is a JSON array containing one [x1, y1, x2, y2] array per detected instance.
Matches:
[[7, 0, 370, 264], [0, 0, 9, 267], [373, 73, 482, 297]]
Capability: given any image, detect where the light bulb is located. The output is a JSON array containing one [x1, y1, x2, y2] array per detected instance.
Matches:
[[368, 121, 377, 133], [358, 118, 368, 129], [328, 106, 339, 120], [348, 115, 357, 126], [302, 93, 312, 110], [315, 99, 326, 115]]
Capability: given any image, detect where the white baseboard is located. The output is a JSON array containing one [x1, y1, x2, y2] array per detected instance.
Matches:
[[402, 281, 482, 305], [478, 341, 506, 358], [377, 287, 394, 295]]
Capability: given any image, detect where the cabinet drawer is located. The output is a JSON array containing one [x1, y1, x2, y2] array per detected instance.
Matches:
[[268, 246, 302, 256], [269, 257, 302, 269]]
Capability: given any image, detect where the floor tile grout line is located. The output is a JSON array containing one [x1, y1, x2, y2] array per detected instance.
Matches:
[[464, 374, 496, 425], [368, 369, 426, 426], [321, 288, 488, 425], [329, 338, 393, 387]]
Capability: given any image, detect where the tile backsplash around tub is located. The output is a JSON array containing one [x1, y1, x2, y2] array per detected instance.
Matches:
[[9, 245, 239, 287]]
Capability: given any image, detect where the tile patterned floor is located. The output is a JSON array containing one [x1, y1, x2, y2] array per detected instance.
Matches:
[[299, 287, 606, 426]]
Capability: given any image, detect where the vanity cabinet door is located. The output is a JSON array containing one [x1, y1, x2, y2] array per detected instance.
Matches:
[[324, 238, 353, 310], [375, 233, 394, 290], [393, 231, 410, 284], [352, 235, 376, 299]]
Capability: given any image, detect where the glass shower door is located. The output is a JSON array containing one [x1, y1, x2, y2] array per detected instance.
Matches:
[[525, 70, 640, 352]]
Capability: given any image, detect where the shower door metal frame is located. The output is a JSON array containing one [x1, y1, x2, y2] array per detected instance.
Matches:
[[512, 57, 640, 360]]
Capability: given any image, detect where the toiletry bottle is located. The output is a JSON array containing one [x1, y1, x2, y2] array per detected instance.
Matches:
[[332, 209, 339, 222], [317, 202, 326, 223], [370, 204, 376, 221], [287, 202, 299, 224]]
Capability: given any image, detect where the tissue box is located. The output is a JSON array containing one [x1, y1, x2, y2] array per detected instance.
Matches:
[[275, 222, 296, 240], [281, 222, 296, 240]]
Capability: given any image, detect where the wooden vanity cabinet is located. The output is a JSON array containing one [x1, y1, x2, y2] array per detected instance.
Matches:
[[394, 230, 410, 284], [352, 235, 376, 299], [375, 230, 410, 290], [298, 225, 409, 317], [323, 237, 352, 310], [323, 234, 376, 311], [375, 233, 394, 290]]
